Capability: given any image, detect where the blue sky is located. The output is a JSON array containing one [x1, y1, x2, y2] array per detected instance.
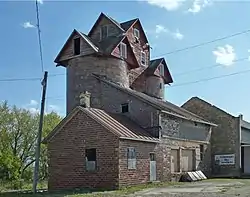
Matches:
[[0, 0, 250, 120]]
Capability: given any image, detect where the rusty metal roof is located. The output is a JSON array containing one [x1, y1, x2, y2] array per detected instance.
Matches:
[[83, 107, 159, 142], [43, 106, 160, 144]]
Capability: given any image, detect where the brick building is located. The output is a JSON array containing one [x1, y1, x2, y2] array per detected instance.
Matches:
[[182, 97, 250, 177], [43, 13, 216, 191]]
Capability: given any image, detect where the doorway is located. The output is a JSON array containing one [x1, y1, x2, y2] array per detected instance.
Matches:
[[150, 153, 156, 181]]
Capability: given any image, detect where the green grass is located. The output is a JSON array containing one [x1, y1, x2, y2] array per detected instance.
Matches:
[[0, 181, 183, 197]]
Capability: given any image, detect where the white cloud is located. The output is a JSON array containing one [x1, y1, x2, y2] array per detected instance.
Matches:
[[188, 0, 212, 14], [30, 100, 38, 106], [155, 25, 184, 40], [48, 104, 60, 113], [146, 0, 185, 11], [28, 107, 40, 114], [155, 25, 168, 34], [213, 45, 236, 66], [172, 29, 184, 40], [37, 0, 43, 4], [22, 22, 35, 29]]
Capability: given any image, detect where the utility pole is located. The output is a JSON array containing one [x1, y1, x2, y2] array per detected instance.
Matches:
[[33, 71, 48, 193]]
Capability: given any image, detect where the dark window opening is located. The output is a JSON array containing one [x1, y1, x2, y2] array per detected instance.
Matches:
[[121, 103, 129, 113], [85, 148, 96, 171], [74, 37, 81, 55], [150, 153, 156, 161], [159, 83, 162, 89], [200, 145, 204, 161]]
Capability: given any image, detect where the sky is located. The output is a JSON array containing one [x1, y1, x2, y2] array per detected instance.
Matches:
[[0, 0, 250, 120]]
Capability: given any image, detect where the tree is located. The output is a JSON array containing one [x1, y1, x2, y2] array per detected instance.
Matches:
[[0, 101, 62, 183]]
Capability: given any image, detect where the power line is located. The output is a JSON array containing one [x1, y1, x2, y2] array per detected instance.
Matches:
[[170, 68, 250, 88], [152, 29, 250, 58], [0, 77, 41, 82], [173, 57, 249, 77], [35, 0, 44, 73]]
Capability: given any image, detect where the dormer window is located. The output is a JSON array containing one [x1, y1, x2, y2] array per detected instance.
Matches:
[[141, 51, 146, 66], [134, 28, 140, 39], [120, 42, 127, 59], [100, 25, 108, 40], [73, 37, 81, 55], [159, 64, 164, 76]]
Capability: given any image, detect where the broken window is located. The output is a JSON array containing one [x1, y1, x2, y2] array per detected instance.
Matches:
[[127, 147, 136, 169], [85, 148, 96, 171], [141, 51, 146, 66], [121, 103, 129, 113], [120, 42, 127, 59], [74, 37, 81, 55], [133, 28, 140, 39]]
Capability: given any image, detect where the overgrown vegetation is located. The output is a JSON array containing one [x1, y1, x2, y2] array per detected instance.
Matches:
[[0, 101, 62, 191]]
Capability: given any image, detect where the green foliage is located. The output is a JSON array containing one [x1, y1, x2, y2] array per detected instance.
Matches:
[[0, 101, 62, 189]]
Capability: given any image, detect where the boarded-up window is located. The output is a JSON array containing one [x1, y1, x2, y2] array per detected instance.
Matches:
[[171, 149, 180, 172], [127, 147, 136, 169], [182, 149, 194, 172], [100, 25, 108, 40], [74, 37, 80, 55], [85, 148, 96, 171]]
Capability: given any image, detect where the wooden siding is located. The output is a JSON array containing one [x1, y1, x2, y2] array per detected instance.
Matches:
[[126, 21, 149, 68], [90, 17, 122, 42], [57, 34, 95, 63]]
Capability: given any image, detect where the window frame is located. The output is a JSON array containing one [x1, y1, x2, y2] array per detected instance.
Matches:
[[73, 37, 81, 55], [85, 148, 97, 171], [141, 51, 146, 66], [133, 28, 140, 39], [127, 147, 136, 169], [121, 103, 129, 113], [200, 144, 204, 161], [120, 42, 127, 59], [100, 25, 109, 40], [159, 64, 164, 76]]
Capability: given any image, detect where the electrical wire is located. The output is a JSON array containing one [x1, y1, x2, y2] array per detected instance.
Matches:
[[152, 29, 250, 58]]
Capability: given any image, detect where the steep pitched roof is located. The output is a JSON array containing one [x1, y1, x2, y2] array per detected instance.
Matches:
[[120, 18, 138, 31], [43, 106, 159, 144], [94, 75, 216, 126], [88, 12, 124, 37], [54, 29, 98, 64], [147, 58, 173, 84]]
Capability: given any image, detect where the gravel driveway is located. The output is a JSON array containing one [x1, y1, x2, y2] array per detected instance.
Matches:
[[128, 179, 250, 197]]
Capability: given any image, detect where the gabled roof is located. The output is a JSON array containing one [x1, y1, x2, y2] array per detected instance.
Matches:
[[88, 12, 124, 37], [93, 74, 216, 126], [54, 29, 98, 64], [120, 18, 138, 31], [42, 106, 159, 144], [147, 58, 173, 84]]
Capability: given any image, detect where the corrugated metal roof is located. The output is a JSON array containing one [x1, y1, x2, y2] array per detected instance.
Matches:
[[84, 107, 159, 142], [43, 106, 160, 144], [94, 75, 216, 126]]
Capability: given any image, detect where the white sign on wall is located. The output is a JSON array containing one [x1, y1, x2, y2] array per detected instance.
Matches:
[[214, 154, 235, 165]]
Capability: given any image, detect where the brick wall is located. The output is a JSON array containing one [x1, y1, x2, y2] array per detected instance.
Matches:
[[182, 97, 240, 177], [47, 111, 120, 191], [118, 139, 171, 187]]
